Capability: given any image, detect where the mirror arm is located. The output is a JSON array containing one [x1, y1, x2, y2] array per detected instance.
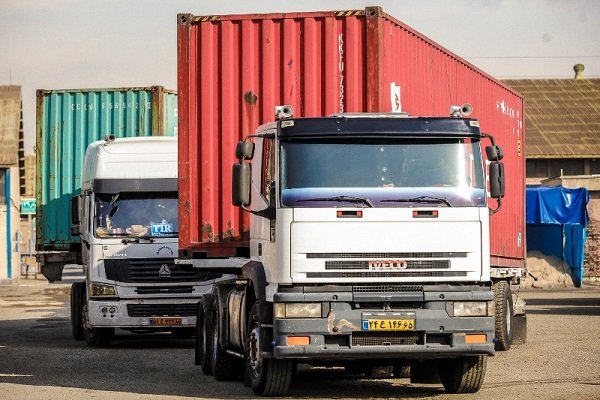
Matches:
[[489, 197, 502, 215], [481, 132, 496, 146], [240, 205, 276, 220]]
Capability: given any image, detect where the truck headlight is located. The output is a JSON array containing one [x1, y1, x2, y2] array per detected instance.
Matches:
[[90, 283, 116, 297], [452, 301, 492, 317], [274, 303, 322, 318]]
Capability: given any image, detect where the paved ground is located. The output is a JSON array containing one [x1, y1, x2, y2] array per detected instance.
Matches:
[[0, 278, 599, 400]]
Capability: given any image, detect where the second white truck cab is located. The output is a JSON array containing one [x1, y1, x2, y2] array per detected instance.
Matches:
[[71, 136, 219, 346]]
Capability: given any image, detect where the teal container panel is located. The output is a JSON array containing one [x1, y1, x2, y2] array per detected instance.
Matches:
[[163, 91, 179, 136], [36, 86, 177, 250]]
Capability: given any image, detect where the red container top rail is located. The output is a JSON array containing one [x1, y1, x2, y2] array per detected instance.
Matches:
[[177, 6, 525, 267]]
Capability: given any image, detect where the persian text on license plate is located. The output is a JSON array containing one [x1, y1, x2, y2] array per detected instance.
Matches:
[[362, 319, 415, 331], [149, 317, 182, 326]]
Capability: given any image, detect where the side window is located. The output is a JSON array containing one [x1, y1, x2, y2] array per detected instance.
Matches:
[[261, 138, 275, 204]]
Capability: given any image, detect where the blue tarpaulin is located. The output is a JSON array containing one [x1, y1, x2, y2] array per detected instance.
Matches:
[[526, 185, 589, 225], [525, 185, 589, 287]]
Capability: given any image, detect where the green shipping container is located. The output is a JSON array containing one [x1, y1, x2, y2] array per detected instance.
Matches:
[[36, 86, 177, 251]]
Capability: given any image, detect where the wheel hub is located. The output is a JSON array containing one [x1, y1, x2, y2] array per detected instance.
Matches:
[[506, 298, 512, 334], [248, 327, 262, 372], [82, 304, 92, 330]]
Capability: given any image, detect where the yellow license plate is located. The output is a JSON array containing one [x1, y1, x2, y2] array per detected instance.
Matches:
[[149, 317, 182, 326], [362, 319, 415, 331]]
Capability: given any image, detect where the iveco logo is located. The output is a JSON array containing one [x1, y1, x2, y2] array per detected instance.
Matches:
[[368, 260, 408, 270], [159, 264, 172, 278]]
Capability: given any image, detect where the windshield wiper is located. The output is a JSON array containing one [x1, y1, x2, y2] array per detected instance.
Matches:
[[381, 195, 451, 207], [121, 236, 156, 244], [297, 195, 373, 208]]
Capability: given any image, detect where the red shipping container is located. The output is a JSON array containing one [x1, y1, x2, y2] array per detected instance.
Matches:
[[177, 7, 525, 269]]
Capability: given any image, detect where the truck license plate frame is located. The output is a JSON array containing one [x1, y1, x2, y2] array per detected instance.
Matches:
[[149, 317, 183, 326], [361, 312, 416, 331]]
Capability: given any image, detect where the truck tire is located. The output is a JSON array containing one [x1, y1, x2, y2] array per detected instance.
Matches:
[[195, 294, 214, 375], [246, 301, 294, 396], [438, 355, 487, 393], [83, 304, 114, 347], [70, 282, 85, 341], [493, 280, 514, 351], [210, 295, 243, 381]]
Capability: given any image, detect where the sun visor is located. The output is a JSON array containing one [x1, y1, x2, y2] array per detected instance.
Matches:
[[92, 178, 177, 193]]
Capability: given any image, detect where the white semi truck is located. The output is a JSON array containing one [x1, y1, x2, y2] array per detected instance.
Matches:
[[180, 108, 514, 396], [70, 136, 219, 346]]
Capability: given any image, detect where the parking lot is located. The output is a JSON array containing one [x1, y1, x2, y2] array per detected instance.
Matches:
[[0, 279, 599, 400]]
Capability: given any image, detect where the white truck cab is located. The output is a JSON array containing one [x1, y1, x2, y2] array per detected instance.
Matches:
[[184, 109, 508, 396]]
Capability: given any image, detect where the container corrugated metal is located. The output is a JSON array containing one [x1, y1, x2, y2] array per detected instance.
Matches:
[[177, 7, 525, 267], [0, 86, 22, 166], [36, 86, 178, 250]]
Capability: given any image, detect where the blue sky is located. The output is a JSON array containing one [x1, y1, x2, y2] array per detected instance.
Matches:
[[1, 0, 598, 154]]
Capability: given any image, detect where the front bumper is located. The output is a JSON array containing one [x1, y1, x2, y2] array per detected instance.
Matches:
[[88, 298, 197, 328], [271, 287, 495, 360]]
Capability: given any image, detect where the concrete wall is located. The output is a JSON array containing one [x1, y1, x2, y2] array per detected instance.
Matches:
[[0, 165, 21, 282]]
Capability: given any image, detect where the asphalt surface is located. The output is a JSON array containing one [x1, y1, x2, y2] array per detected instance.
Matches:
[[0, 279, 599, 400]]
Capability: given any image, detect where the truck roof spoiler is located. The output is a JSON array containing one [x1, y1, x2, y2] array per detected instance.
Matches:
[[329, 112, 411, 118]]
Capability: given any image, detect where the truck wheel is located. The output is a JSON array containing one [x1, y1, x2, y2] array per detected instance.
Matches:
[[210, 296, 242, 381], [195, 294, 214, 375], [83, 304, 114, 347], [70, 282, 85, 341], [493, 280, 514, 351], [246, 301, 294, 396], [438, 355, 487, 393]]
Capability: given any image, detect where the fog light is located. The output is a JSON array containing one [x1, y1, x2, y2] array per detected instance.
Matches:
[[90, 283, 116, 297], [465, 334, 487, 344], [287, 336, 310, 346], [109, 306, 116, 314], [101, 307, 108, 314], [453, 301, 489, 317], [274, 303, 322, 318]]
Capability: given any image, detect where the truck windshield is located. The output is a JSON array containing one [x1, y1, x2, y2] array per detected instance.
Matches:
[[94, 192, 178, 238], [280, 139, 486, 207]]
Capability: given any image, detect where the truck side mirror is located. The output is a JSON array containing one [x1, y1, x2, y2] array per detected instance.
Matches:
[[236, 141, 255, 160], [71, 195, 82, 236], [232, 163, 251, 206], [489, 162, 505, 198], [485, 145, 503, 161]]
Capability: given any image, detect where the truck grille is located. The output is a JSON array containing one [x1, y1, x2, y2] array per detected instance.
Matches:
[[353, 285, 423, 293], [127, 303, 198, 317], [325, 260, 450, 270], [352, 332, 420, 346], [306, 271, 467, 278], [136, 286, 194, 294], [104, 258, 210, 283], [307, 252, 466, 259]]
